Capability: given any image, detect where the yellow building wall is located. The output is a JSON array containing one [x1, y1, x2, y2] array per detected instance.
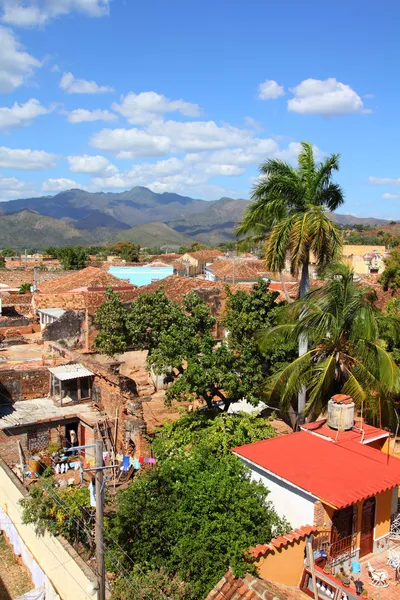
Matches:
[[256, 539, 307, 587], [375, 489, 392, 540], [342, 245, 386, 256]]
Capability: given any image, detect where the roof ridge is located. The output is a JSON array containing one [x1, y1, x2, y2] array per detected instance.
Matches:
[[247, 525, 318, 559]]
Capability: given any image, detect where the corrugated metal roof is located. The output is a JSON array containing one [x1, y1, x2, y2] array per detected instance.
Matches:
[[49, 363, 94, 381], [232, 431, 400, 509]]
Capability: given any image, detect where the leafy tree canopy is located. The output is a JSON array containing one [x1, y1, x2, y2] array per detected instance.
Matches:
[[379, 248, 400, 292], [111, 448, 287, 599], [1, 247, 16, 257], [93, 287, 130, 355], [112, 241, 140, 262]]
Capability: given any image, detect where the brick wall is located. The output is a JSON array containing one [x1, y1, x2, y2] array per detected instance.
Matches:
[[0, 368, 50, 402], [49, 343, 148, 456]]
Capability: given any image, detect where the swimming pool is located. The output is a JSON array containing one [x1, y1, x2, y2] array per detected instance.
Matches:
[[108, 265, 174, 287]]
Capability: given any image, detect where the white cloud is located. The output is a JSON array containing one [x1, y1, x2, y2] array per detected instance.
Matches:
[[68, 154, 117, 176], [369, 176, 400, 186], [0, 25, 41, 92], [244, 116, 263, 131], [258, 79, 285, 100], [0, 146, 56, 170], [67, 108, 117, 123], [41, 178, 83, 193], [288, 78, 368, 116], [50, 64, 60, 72], [0, 0, 110, 27], [364, 93, 375, 99], [0, 98, 50, 130], [383, 193, 400, 199], [60, 72, 113, 94], [0, 175, 37, 201], [112, 91, 201, 125], [90, 127, 171, 158]]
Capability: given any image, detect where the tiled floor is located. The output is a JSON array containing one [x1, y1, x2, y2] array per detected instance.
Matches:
[[358, 542, 400, 600]]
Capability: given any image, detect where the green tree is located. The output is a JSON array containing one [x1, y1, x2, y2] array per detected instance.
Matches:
[[111, 450, 288, 600], [19, 282, 32, 294], [260, 263, 400, 424], [152, 410, 276, 460], [20, 478, 93, 547], [57, 246, 89, 270], [1, 247, 16, 257], [112, 241, 140, 262], [0, 256, 5, 268], [237, 141, 344, 417], [111, 567, 191, 600], [93, 288, 130, 355], [379, 248, 400, 292]]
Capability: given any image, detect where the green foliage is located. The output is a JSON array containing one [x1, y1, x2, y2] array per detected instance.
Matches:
[[93, 287, 130, 356], [56, 246, 89, 270], [20, 478, 93, 546], [379, 248, 400, 292], [112, 241, 140, 262], [0, 256, 4, 268], [152, 410, 276, 461], [110, 567, 191, 600], [237, 141, 344, 296], [111, 449, 288, 600], [260, 263, 400, 424], [94, 280, 292, 410], [1, 247, 16, 257], [19, 282, 31, 294]]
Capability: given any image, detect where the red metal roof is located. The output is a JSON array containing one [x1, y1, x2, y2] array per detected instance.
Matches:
[[232, 431, 400, 509], [300, 419, 389, 444]]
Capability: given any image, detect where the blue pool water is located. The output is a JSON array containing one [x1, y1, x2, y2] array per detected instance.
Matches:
[[108, 265, 174, 287]]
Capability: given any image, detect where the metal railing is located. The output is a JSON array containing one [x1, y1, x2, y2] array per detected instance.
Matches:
[[312, 530, 358, 565]]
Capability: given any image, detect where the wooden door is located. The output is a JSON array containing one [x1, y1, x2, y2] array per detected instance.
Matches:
[[360, 497, 376, 557]]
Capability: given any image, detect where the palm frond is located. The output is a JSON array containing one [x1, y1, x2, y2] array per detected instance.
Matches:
[[264, 215, 294, 272], [304, 353, 337, 418]]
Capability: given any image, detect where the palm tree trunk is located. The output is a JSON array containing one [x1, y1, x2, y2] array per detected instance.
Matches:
[[280, 272, 292, 303], [297, 259, 310, 420]]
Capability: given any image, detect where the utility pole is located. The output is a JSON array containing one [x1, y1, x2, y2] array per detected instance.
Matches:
[[24, 249, 27, 270], [33, 267, 38, 292], [95, 439, 105, 600]]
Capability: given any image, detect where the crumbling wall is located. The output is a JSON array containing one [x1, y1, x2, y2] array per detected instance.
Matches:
[[43, 310, 85, 349], [48, 343, 148, 456], [0, 369, 50, 402]]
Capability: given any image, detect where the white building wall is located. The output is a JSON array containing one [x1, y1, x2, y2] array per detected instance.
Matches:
[[237, 456, 316, 529]]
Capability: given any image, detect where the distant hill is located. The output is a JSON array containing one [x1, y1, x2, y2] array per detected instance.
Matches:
[[0, 187, 394, 248], [328, 213, 391, 227], [117, 222, 194, 249]]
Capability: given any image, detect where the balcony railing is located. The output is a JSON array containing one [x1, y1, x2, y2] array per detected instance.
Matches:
[[312, 530, 358, 565]]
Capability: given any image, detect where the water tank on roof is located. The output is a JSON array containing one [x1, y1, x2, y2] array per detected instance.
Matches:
[[327, 394, 355, 431]]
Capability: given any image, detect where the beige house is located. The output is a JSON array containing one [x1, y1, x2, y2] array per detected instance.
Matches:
[[175, 249, 224, 277], [342, 244, 386, 275]]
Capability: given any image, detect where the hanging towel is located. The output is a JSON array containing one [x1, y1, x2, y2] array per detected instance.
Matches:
[[148, 457, 156, 464], [122, 455, 130, 472], [55, 464, 60, 474], [138, 457, 144, 464], [89, 480, 96, 508], [103, 452, 108, 462], [133, 458, 141, 470], [144, 458, 150, 464]]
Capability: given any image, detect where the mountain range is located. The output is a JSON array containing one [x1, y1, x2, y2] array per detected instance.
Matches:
[[0, 187, 393, 249]]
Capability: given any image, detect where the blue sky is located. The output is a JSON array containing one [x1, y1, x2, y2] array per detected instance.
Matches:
[[0, 0, 399, 218]]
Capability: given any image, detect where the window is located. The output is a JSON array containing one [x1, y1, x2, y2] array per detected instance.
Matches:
[[28, 427, 49, 452]]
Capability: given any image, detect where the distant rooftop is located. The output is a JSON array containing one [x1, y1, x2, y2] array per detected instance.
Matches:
[[0, 397, 99, 430], [37, 266, 134, 294]]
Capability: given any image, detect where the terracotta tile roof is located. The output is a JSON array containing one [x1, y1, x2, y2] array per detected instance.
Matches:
[[126, 276, 285, 311], [207, 259, 268, 281], [232, 431, 400, 509], [248, 525, 318, 559], [184, 249, 224, 261], [205, 569, 303, 599], [37, 267, 134, 293], [149, 254, 181, 263], [1, 293, 32, 306]]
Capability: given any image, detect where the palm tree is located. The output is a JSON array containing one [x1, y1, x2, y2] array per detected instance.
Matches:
[[259, 263, 400, 425], [237, 141, 344, 417]]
